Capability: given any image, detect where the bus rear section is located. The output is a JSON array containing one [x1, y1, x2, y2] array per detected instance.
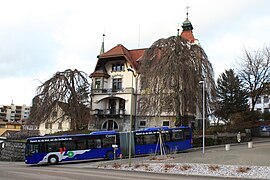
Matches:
[[133, 126, 192, 156]]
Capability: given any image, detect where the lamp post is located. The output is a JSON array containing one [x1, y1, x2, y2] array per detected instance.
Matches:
[[199, 80, 205, 154], [127, 68, 135, 167]]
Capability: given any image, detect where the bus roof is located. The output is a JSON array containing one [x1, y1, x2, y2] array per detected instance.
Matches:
[[90, 131, 117, 135], [135, 126, 190, 133]]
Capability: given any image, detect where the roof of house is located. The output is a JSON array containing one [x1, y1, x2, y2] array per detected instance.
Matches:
[[90, 44, 146, 77], [180, 30, 196, 43], [91, 16, 198, 77]]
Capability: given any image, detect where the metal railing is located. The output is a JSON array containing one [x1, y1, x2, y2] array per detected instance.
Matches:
[[94, 108, 125, 116], [92, 88, 132, 94]]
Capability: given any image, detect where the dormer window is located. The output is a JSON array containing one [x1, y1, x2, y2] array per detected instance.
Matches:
[[112, 63, 125, 72]]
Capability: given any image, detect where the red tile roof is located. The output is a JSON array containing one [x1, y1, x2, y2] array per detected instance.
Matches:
[[98, 44, 146, 70], [99, 44, 130, 59], [180, 30, 196, 43], [90, 44, 146, 77]]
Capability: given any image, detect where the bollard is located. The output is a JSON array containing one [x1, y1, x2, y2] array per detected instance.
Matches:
[[225, 144, 230, 151], [248, 142, 253, 148]]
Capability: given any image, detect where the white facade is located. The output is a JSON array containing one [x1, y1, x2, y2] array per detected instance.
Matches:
[[90, 45, 187, 131], [91, 58, 137, 131], [39, 106, 71, 136], [0, 104, 30, 122], [250, 95, 270, 113]]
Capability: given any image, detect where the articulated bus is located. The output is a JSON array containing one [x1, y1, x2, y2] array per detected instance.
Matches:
[[25, 126, 192, 165]]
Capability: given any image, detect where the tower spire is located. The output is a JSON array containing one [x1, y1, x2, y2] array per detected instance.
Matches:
[[177, 23, 180, 36], [100, 34, 105, 55], [186, 4, 190, 19], [180, 5, 198, 44]]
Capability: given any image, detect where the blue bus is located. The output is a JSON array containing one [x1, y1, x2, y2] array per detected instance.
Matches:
[[25, 126, 192, 165], [251, 125, 270, 137], [134, 126, 192, 155]]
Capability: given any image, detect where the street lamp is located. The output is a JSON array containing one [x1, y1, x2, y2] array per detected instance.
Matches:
[[199, 80, 205, 154], [127, 67, 135, 167]]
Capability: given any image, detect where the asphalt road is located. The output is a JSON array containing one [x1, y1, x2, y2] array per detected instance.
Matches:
[[0, 161, 233, 180]]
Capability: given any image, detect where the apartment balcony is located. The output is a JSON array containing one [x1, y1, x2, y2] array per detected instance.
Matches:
[[94, 108, 125, 118], [92, 88, 132, 95]]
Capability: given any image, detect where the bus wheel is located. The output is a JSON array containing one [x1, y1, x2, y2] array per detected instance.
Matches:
[[106, 151, 114, 160], [48, 155, 59, 164]]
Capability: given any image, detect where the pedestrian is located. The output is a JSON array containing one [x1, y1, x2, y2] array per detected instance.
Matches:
[[237, 132, 241, 144]]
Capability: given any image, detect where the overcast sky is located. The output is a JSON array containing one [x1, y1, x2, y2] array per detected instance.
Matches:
[[0, 0, 269, 106]]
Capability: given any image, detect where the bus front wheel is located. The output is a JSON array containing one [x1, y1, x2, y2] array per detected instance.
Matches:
[[48, 155, 59, 164]]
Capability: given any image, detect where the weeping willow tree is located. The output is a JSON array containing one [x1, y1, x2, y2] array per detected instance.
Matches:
[[29, 69, 91, 131], [139, 36, 215, 126]]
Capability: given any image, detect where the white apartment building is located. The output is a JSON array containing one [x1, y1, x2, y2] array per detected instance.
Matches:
[[0, 103, 30, 122], [251, 95, 270, 113]]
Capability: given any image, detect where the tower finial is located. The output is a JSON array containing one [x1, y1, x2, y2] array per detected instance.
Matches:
[[177, 23, 180, 36], [186, 4, 191, 19], [100, 34, 105, 55]]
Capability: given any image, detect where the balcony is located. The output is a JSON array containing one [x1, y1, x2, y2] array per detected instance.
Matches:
[[92, 88, 132, 95], [94, 108, 125, 117]]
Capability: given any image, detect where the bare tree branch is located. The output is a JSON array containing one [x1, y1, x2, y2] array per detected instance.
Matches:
[[139, 36, 215, 126], [28, 69, 91, 130], [236, 46, 270, 111]]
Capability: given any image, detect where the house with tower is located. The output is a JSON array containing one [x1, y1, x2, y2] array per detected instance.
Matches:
[[89, 13, 202, 132]]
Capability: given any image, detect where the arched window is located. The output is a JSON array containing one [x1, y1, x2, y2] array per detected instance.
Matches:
[[101, 120, 119, 130]]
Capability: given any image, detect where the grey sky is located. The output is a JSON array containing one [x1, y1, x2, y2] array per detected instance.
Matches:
[[0, 0, 269, 105]]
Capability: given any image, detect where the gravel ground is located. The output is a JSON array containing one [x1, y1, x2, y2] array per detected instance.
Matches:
[[97, 161, 270, 179]]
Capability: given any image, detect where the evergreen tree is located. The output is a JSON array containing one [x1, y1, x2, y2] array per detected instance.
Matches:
[[215, 69, 248, 124]]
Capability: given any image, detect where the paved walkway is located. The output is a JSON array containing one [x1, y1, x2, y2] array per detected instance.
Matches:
[[169, 141, 270, 166]]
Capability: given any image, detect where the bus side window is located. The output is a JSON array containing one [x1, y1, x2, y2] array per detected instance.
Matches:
[[88, 139, 101, 149], [102, 137, 115, 148], [62, 141, 76, 150], [172, 131, 183, 141], [77, 139, 87, 150], [144, 134, 157, 144], [135, 135, 144, 145], [162, 133, 171, 142], [47, 142, 61, 152]]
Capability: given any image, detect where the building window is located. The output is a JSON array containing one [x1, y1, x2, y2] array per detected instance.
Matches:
[[119, 99, 125, 110], [162, 121, 170, 127], [45, 122, 52, 129], [58, 122, 62, 129], [112, 78, 122, 90], [112, 63, 125, 72], [264, 96, 269, 103], [95, 79, 101, 89], [256, 97, 262, 104], [52, 111, 57, 118], [102, 120, 119, 131], [139, 120, 146, 127]]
